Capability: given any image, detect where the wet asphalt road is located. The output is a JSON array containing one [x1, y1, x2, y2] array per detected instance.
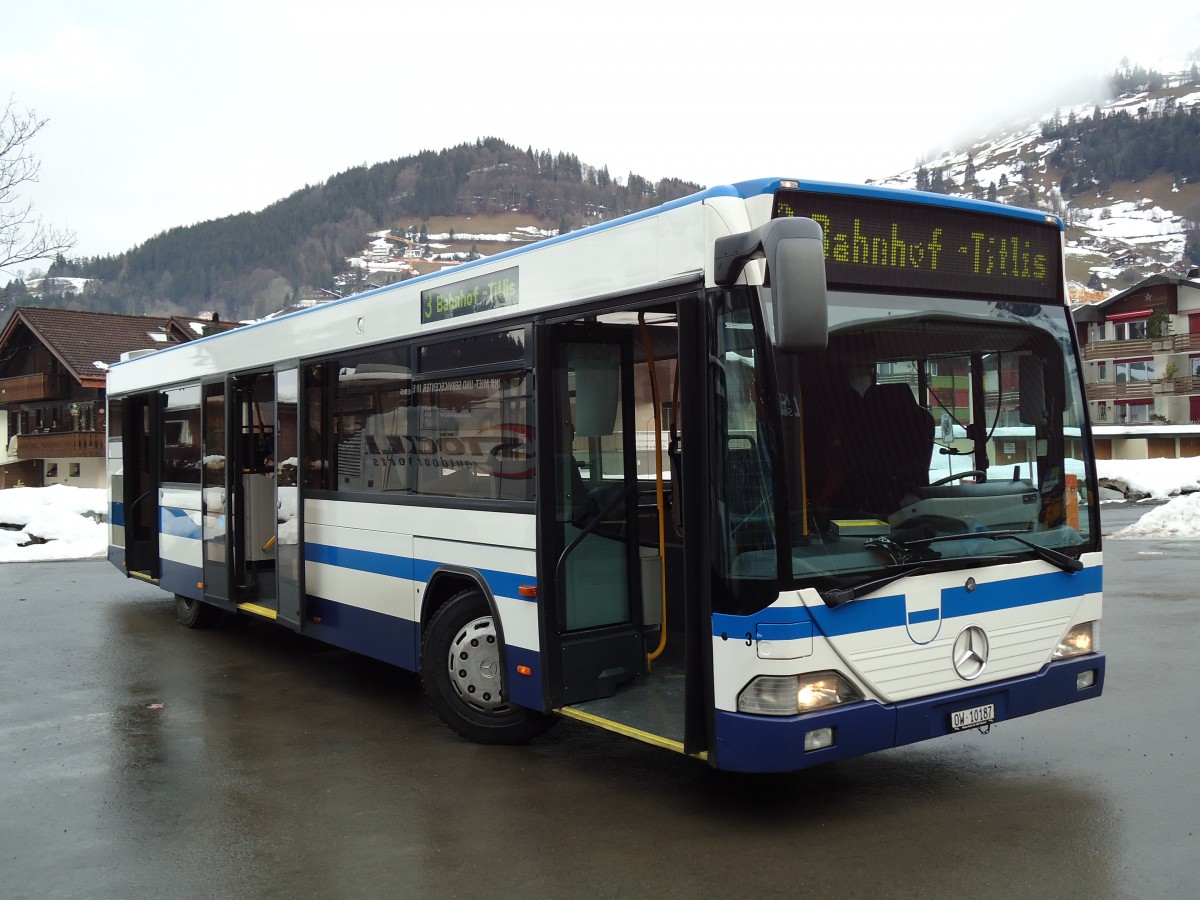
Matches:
[[1, 503, 1196, 900]]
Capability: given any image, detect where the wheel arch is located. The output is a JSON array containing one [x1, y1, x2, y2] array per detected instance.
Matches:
[[420, 566, 507, 663]]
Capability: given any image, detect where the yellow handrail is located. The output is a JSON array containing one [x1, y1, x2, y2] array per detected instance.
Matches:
[[638, 313, 669, 666]]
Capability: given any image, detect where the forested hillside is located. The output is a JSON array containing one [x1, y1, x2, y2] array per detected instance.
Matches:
[[6, 139, 700, 321]]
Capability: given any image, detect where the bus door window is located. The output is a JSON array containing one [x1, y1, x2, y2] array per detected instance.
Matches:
[[552, 337, 634, 632], [234, 372, 279, 606]]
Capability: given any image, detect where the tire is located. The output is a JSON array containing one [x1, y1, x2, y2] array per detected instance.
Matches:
[[422, 588, 555, 744], [175, 593, 223, 629]]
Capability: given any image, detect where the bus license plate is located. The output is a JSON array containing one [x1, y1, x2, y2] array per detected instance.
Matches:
[[951, 703, 995, 730]]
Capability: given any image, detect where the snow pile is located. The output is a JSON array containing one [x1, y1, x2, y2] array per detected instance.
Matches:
[[0, 485, 108, 562], [1110, 492, 1200, 539], [1096, 457, 1200, 500]]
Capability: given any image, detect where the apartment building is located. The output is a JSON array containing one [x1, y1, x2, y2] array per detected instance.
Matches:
[[1074, 271, 1200, 459]]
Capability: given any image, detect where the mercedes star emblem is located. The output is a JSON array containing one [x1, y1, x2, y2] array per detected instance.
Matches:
[[952, 625, 990, 680]]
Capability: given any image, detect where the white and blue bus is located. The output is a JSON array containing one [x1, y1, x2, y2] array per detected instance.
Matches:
[[106, 178, 1104, 773]]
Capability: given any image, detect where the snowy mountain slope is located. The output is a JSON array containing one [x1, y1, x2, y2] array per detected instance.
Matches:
[[874, 65, 1200, 299]]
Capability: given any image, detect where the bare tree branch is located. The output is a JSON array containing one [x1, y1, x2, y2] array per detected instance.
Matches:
[[2, 97, 75, 275]]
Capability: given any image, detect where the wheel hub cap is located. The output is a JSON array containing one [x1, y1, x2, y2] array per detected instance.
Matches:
[[447, 615, 508, 714]]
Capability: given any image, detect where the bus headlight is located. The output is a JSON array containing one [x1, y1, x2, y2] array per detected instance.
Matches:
[[737, 671, 863, 716], [1053, 621, 1096, 659]]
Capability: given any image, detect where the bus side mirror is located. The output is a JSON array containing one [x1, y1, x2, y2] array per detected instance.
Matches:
[[765, 218, 828, 352], [714, 218, 828, 351]]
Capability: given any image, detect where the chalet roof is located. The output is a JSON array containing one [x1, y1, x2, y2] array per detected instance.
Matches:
[[1099, 273, 1199, 309], [1073, 272, 1200, 323], [0, 307, 221, 390]]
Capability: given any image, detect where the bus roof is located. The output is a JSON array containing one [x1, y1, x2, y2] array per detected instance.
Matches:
[[107, 177, 1064, 393]]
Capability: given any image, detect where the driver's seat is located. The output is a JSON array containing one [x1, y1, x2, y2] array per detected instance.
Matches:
[[859, 383, 935, 512]]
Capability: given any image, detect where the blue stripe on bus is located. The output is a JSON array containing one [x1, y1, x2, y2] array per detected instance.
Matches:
[[755, 621, 812, 642], [712, 567, 1101, 638], [907, 608, 940, 625], [110, 501, 124, 527], [942, 566, 1102, 618], [306, 541, 534, 602], [160, 506, 202, 539], [306, 541, 413, 579]]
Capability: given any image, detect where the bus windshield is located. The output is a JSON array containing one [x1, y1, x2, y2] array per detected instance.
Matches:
[[722, 291, 1096, 591]]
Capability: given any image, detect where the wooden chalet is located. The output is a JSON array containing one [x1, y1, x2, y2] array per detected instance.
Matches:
[[0, 308, 234, 489]]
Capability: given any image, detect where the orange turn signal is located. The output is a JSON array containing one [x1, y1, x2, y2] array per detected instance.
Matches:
[[518, 584, 538, 598], [517, 665, 532, 676]]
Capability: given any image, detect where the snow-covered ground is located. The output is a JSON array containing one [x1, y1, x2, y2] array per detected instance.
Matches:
[[0, 485, 109, 562], [3, 458, 1198, 563]]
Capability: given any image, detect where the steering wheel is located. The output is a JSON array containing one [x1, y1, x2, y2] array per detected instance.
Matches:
[[928, 470, 985, 487]]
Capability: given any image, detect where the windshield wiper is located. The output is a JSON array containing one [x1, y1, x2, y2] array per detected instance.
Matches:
[[821, 563, 934, 609], [819, 530, 1084, 610], [897, 529, 1084, 574]]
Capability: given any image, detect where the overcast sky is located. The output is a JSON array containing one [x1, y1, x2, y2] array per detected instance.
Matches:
[[5, 1, 1199, 264]]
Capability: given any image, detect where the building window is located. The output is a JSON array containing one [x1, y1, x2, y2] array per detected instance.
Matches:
[[1113, 319, 1148, 340], [1116, 402, 1151, 424], [1097, 403, 1108, 421], [1097, 361, 1108, 381], [1114, 360, 1154, 383], [70, 463, 80, 478], [46, 463, 58, 478]]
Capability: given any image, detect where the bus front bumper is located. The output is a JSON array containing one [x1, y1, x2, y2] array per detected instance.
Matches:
[[711, 654, 1105, 773]]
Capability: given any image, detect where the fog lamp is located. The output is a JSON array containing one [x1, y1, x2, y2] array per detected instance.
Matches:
[[804, 727, 834, 752], [1053, 621, 1095, 659], [1076, 669, 1096, 690]]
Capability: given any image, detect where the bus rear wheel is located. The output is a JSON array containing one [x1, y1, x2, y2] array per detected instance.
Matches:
[[422, 588, 554, 744], [175, 594, 222, 629]]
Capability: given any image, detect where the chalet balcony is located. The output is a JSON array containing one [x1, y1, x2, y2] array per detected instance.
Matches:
[[1084, 334, 1200, 360], [0, 372, 66, 404], [13, 430, 105, 460], [1165, 375, 1200, 395], [1166, 333, 1200, 353], [1085, 380, 1155, 402]]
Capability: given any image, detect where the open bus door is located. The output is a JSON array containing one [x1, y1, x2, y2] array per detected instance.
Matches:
[[121, 392, 161, 579], [536, 302, 712, 760], [201, 372, 289, 622], [537, 325, 645, 705]]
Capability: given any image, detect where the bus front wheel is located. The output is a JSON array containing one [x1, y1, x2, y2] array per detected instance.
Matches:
[[175, 594, 222, 629], [422, 588, 554, 744]]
